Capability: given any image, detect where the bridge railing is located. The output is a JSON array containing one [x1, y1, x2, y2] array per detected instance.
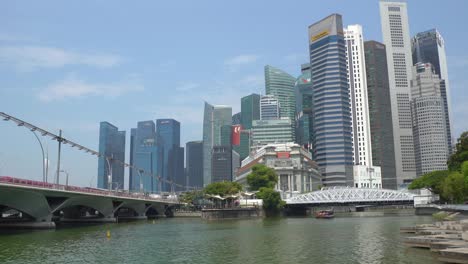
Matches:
[[0, 176, 179, 203]]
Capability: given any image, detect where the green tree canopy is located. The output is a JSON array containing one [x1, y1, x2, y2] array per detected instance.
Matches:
[[179, 190, 205, 204], [442, 172, 466, 203], [256, 187, 285, 215], [408, 170, 449, 194], [204, 181, 242, 197], [246, 164, 278, 191], [448, 131, 468, 171]]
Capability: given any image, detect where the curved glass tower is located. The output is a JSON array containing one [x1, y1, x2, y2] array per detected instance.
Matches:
[[294, 63, 313, 148], [265, 65, 296, 121]]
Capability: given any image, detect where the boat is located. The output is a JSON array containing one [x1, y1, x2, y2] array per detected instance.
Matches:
[[315, 210, 334, 219]]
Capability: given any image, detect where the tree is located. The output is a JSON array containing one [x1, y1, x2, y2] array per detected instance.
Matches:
[[448, 132, 468, 171], [204, 181, 242, 197], [179, 190, 204, 205], [442, 172, 466, 203], [246, 164, 278, 191], [408, 170, 449, 195], [256, 187, 285, 215]]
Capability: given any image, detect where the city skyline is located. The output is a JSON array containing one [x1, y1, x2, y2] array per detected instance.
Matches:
[[1, 1, 468, 189]]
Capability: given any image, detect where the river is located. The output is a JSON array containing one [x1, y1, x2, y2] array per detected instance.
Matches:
[[0, 211, 440, 264]]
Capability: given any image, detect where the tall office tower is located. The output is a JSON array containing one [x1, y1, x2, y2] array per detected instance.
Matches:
[[186, 141, 203, 189], [130, 121, 162, 193], [232, 112, 241, 125], [202, 102, 232, 185], [260, 95, 280, 120], [169, 146, 185, 191], [411, 63, 449, 176], [294, 63, 313, 148], [265, 65, 296, 121], [364, 41, 397, 189], [380, 1, 416, 185], [211, 146, 232, 182], [129, 128, 137, 190], [344, 25, 373, 166], [251, 119, 294, 148], [234, 93, 261, 160], [156, 119, 182, 192], [232, 150, 240, 180], [97, 122, 125, 190], [309, 14, 354, 186], [412, 29, 452, 155]]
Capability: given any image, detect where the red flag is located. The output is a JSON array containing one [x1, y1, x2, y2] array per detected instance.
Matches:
[[231, 125, 242, 145]]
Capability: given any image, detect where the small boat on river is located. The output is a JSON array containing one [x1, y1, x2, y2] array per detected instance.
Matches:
[[315, 210, 334, 219]]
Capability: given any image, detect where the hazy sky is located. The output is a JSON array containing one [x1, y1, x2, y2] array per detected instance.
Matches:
[[1, 0, 467, 188]]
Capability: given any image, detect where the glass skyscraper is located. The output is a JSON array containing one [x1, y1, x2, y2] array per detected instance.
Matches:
[[202, 102, 232, 185], [265, 65, 296, 122], [234, 93, 261, 161], [97, 122, 125, 190], [412, 29, 452, 155], [186, 141, 203, 189], [308, 14, 354, 186], [260, 95, 280, 120], [294, 63, 313, 148], [364, 40, 397, 189], [129, 120, 162, 193], [156, 119, 182, 192]]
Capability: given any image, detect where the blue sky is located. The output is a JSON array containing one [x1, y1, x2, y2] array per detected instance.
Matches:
[[1, 0, 467, 188]]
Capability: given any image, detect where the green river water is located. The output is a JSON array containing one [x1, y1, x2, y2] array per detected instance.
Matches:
[[0, 211, 441, 264]]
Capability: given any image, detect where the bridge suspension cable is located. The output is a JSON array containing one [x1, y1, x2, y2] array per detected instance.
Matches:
[[0, 112, 199, 192]]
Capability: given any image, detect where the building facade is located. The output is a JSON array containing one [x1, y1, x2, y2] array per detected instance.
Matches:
[[251, 119, 294, 148], [309, 14, 354, 186], [156, 119, 182, 192], [260, 95, 280, 120], [353, 165, 382, 188], [411, 62, 449, 176], [186, 141, 203, 189], [364, 40, 397, 189], [202, 102, 232, 185], [129, 120, 162, 193], [412, 29, 452, 155], [235, 143, 322, 198], [265, 65, 296, 122], [344, 24, 373, 167], [379, 1, 416, 185], [97, 122, 125, 190], [294, 63, 313, 149], [211, 146, 232, 182]]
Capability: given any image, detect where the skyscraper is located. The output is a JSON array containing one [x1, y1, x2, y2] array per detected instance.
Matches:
[[260, 95, 280, 120], [186, 141, 203, 189], [412, 29, 452, 155], [130, 120, 162, 193], [294, 63, 313, 148], [344, 25, 373, 167], [234, 93, 261, 160], [380, 1, 416, 185], [202, 102, 232, 185], [241, 93, 261, 129], [156, 119, 182, 192], [251, 119, 294, 148], [232, 112, 241, 125], [411, 62, 449, 176], [129, 128, 137, 190], [309, 14, 354, 186], [97, 122, 125, 190], [211, 146, 232, 182], [265, 65, 296, 121], [364, 40, 397, 189]]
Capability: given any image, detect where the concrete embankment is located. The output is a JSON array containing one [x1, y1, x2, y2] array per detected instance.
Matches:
[[201, 207, 262, 220], [402, 219, 468, 263]]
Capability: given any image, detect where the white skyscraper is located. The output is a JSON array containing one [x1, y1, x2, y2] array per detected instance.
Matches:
[[379, 0, 416, 185], [411, 63, 449, 176], [344, 25, 373, 166], [345, 25, 382, 189]]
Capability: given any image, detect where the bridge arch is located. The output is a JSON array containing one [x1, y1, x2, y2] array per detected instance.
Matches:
[[0, 188, 51, 222], [286, 187, 416, 205]]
